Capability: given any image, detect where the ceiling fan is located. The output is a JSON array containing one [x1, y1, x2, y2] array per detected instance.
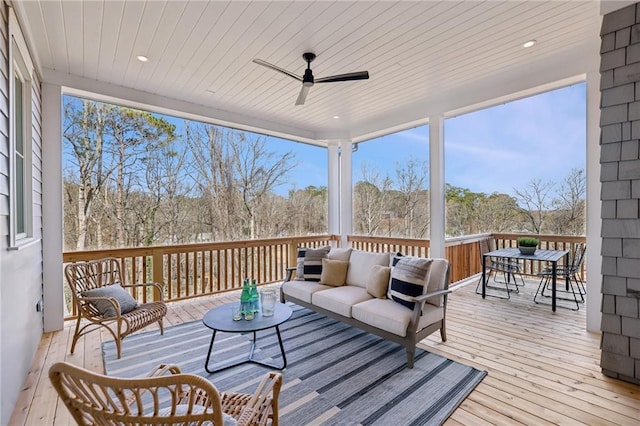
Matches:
[[253, 52, 369, 106]]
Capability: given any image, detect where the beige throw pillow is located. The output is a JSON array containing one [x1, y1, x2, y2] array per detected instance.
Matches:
[[367, 265, 391, 298], [320, 258, 349, 287]]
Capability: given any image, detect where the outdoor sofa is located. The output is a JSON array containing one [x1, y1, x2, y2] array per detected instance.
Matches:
[[280, 247, 451, 368]]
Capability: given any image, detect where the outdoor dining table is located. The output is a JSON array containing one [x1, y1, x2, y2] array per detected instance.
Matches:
[[482, 247, 569, 312]]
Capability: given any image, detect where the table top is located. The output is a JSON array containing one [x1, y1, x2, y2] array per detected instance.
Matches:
[[486, 247, 569, 262], [202, 302, 292, 333]]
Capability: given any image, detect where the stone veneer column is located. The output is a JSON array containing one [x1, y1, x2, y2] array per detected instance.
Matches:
[[600, 3, 640, 385]]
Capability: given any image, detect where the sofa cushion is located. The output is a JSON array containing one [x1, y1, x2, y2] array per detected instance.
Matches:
[[296, 246, 330, 281], [328, 247, 352, 262], [81, 284, 138, 317], [367, 265, 390, 298], [388, 257, 433, 310], [320, 258, 349, 287], [352, 298, 443, 337], [282, 279, 332, 304], [312, 286, 372, 317], [345, 250, 391, 288]]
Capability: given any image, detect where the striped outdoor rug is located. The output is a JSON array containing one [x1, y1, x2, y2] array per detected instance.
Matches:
[[103, 306, 486, 426]]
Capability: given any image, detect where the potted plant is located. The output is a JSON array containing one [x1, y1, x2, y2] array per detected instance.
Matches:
[[517, 237, 539, 255]]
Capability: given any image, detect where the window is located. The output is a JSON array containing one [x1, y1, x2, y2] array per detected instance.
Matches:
[[9, 11, 33, 248]]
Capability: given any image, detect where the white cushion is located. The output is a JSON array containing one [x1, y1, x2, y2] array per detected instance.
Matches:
[[328, 247, 352, 262], [345, 250, 391, 288], [351, 298, 443, 337], [312, 286, 372, 317], [282, 279, 332, 304]]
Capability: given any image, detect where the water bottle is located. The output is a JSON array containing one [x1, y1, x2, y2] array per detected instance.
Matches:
[[249, 279, 259, 313], [240, 278, 251, 316]]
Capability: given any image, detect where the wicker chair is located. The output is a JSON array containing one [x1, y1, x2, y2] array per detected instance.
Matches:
[[64, 257, 167, 359], [49, 361, 283, 425]]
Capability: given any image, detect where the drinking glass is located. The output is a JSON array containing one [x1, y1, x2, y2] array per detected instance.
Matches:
[[232, 305, 242, 321], [260, 288, 277, 316]]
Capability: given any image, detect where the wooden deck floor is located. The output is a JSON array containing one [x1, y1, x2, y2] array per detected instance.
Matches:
[[10, 279, 640, 425]]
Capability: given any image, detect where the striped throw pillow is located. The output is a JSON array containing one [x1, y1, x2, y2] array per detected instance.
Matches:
[[389, 257, 433, 310], [296, 246, 330, 281]]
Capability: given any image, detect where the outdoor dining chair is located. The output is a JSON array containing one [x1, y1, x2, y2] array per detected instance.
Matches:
[[475, 238, 525, 298], [534, 243, 586, 310], [49, 361, 283, 425]]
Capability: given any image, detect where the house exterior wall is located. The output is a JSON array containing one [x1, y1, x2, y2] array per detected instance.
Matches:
[[600, 3, 640, 384], [0, 3, 43, 423]]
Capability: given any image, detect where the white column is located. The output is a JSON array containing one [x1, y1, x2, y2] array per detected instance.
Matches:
[[586, 70, 602, 333], [327, 141, 340, 240], [339, 139, 353, 247], [429, 115, 445, 258], [42, 83, 64, 332]]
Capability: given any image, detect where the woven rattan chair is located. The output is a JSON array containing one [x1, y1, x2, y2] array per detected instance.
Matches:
[[49, 361, 283, 426], [65, 257, 167, 359]]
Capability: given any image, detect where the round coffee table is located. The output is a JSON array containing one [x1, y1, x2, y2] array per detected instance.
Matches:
[[202, 302, 292, 373]]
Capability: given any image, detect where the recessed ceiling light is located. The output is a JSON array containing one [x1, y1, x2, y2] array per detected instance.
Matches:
[[136, 55, 149, 62], [333, 115, 340, 119], [522, 40, 536, 48]]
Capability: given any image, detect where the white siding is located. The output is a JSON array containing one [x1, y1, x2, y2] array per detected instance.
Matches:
[[0, 3, 44, 423]]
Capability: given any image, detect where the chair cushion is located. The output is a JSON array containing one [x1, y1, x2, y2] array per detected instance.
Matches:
[[312, 286, 372, 317], [157, 404, 237, 426], [367, 265, 390, 298], [282, 280, 332, 304], [345, 250, 390, 288], [81, 284, 138, 317], [296, 246, 330, 281], [320, 258, 349, 287], [388, 257, 433, 310], [352, 298, 443, 337]]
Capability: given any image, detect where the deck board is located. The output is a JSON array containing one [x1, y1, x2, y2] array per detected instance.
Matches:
[[10, 280, 640, 425]]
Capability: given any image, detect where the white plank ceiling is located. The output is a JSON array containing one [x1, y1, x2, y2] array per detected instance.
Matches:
[[14, 1, 604, 144]]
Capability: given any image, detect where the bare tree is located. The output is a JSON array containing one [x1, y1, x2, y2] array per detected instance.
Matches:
[[514, 178, 555, 234], [395, 159, 429, 237], [188, 123, 295, 240], [550, 168, 586, 235], [63, 98, 111, 250], [353, 165, 392, 236], [232, 133, 296, 239]]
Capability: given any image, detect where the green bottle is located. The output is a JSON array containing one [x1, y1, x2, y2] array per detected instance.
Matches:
[[240, 278, 251, 315], [249, 279, 259, 313]]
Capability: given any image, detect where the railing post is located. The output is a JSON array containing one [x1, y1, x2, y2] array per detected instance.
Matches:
[[288, 240, 298, 269], [152, 248, 164, 301]]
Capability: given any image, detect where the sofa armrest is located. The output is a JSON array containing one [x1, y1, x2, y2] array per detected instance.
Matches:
[[405, 289, 452, 333], [284, 266, 297, 283], [411, 289, 452, 303]]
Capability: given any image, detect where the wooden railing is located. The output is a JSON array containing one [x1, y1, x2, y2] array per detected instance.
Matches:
[[63, 232, 585, 319], [63, 235, 339, 318], [348, 235, 430, 257]]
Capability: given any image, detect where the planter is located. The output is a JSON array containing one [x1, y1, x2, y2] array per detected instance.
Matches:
[[518, 246, 536, 255]]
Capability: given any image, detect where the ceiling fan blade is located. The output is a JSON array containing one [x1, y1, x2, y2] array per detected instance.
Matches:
[[295, 85, 310, 106], [253, 59, 302, 82], [316, 71, 369, 83]]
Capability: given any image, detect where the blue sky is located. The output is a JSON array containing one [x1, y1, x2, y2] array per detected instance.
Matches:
[[277, 82, 586, 197]]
